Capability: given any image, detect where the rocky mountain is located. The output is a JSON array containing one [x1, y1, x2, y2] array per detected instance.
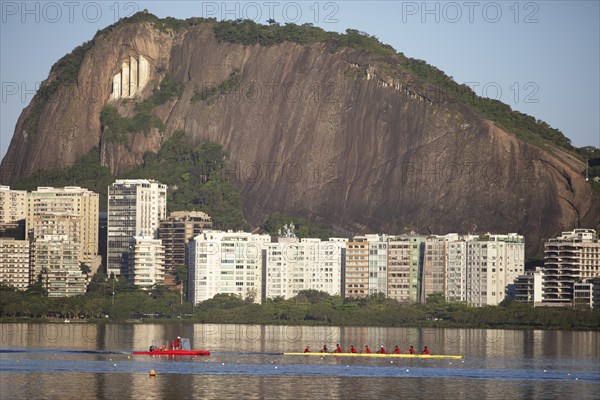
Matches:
[[1, 13, 598, 256]]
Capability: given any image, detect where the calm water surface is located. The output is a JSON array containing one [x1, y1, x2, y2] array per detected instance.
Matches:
[[1, 323, 598, 399]]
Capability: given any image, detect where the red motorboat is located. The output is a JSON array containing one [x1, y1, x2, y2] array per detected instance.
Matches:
[[133, 337, 210, 356]]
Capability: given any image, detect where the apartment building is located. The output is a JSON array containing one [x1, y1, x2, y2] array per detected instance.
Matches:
[[264, 237, 346, 300], [34, 235, 86, 297], [128, 236, 165, 287], [0, 239, 30, 289], [0, 186, 26, 223], [188, 230, 271, 304], [107, 179, 167, 278], [513, 267, 544, 304], [26, 186, 100, 273], [344, 237, 369, 298], [158, 211, 212, 272], [543, 229, 600, 304], [387, 235, 425, 303]]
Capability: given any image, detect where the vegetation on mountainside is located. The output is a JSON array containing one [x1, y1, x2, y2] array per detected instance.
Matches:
[[2, 285, 598, 331], [101, 74, 183, 143], [261, 212, 337, 240], [12, 132, 247, 230]]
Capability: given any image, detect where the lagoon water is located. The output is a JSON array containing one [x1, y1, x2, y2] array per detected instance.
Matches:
[[1, 323, 598, 399]]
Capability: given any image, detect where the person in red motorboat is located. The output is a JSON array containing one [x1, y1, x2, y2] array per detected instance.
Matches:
[[409, 345, 415, 354], [350, 345, 357, 353], [320, 344, 329, 353], [335, 344, 342, 353], [174, 336, 181, 350], [394, 345, 401, 354], [364, 345, 371, 354], [304, 346, 311, 353], [377, 346, 386, 354], [423, 346, 430, 355]]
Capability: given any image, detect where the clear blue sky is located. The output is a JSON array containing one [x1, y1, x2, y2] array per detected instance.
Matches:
[[1, 1, 599, 161]]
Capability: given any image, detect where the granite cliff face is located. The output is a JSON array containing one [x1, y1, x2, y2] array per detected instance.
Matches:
[[2, 18, 598, 255]]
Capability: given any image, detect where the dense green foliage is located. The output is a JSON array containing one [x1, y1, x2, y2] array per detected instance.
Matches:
[[101, 74, 183, 143], [2, 285, 598, 331], [262, 212, 336, 240], [125, 131, 247, 230], [13, 147, 113, 210], [12, 132, 248, 230]]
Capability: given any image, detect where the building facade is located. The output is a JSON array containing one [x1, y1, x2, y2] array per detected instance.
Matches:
[[512, 267, 544, 304], [367, 235, 389, 296], [188, 231, 271, 304], [159, 211, 212, 272], [264, 237, 346, 300], [107, 180, 167, 278], [464, 234, 525, 307], [0, 239, 30, 289], [34, 235, 86, 297], [543, 229, 600, 304], [0, 186, 27, 224], [26, 186, 100, 273], [344, 237, 369, 298], [387, 235, 425, 303], [128, 236, 165, 287]]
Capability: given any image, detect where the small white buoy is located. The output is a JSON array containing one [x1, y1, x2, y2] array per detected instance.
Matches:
[[390, 361, 393, 364], [406, 369, 410, 372], [449, 362, 452, 365], [221, 363, 225, 365], [274, 366, 278, 369], [113, 364, 117, 367], [346, 365, 349, 368], [543, 370, 547, 372], [575, 378, 578, 380]]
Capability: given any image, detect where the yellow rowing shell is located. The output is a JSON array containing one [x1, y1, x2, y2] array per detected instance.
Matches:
[[284, 352, 463, 359]]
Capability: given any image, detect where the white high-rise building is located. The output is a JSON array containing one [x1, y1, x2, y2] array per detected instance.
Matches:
[[265, 237, 346, 300], [464, 234, 525, 306], [128, 236, 165, 287], [513, 267, 544, 304], [27, 186, 100, 274], [188, 230, 271, 304], [0, 239, 30, 290], [107, 179, 167, 278], [445, 237, 469, 302], [543, 229, 600, 304], [0, 186, 27, 223]]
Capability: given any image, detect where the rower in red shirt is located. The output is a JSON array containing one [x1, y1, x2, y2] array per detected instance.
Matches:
[[304, 346, 310, 353], [394, 345, 401, 354], [335, 344, 342, 353], [350, 345, 357, 353], [423, 346, 430, 355], [365, 345, 371, 354], [409, 345, 415, 354], [377, 346, 386, 354], [320, 344, 329, 353]]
